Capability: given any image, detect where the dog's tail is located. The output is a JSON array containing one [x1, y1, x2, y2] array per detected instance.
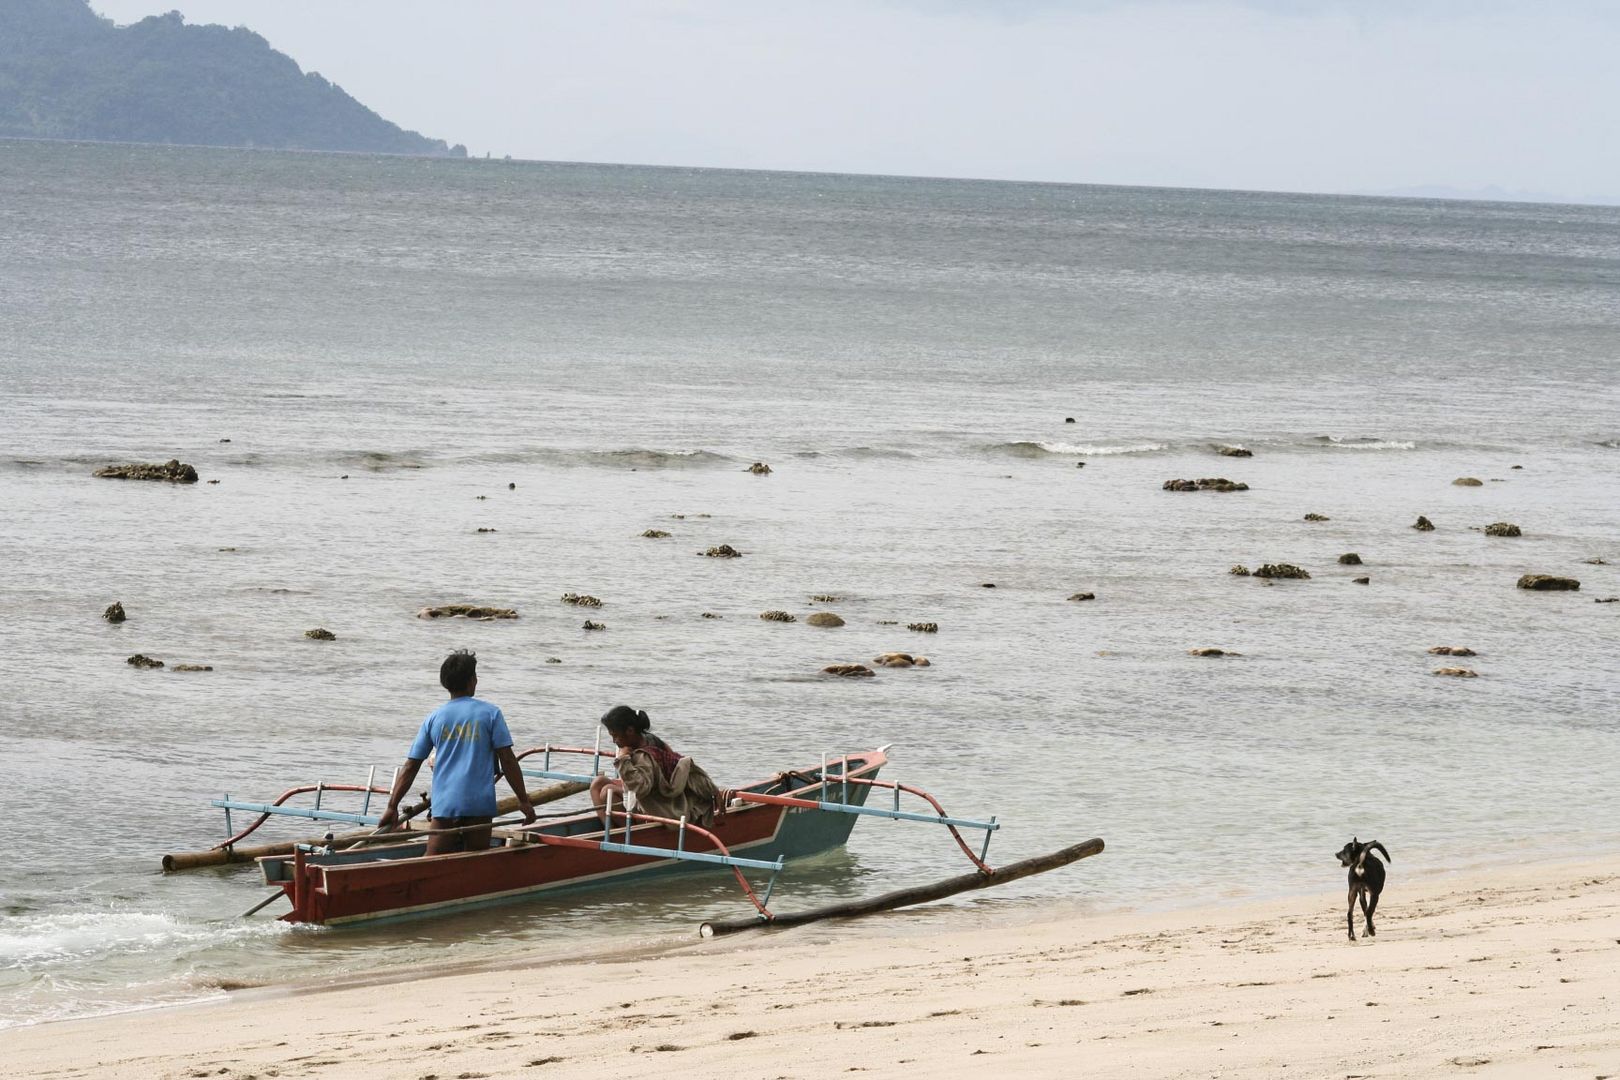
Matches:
[[1367, 840, 1391, 864]]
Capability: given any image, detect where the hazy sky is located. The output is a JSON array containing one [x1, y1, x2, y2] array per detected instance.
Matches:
[[91, 1, 1620, 201]]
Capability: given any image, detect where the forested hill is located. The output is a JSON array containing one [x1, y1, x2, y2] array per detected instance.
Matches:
[[0, 0, 466, 156]]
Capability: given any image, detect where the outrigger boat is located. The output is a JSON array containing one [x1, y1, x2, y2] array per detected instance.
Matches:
[[191, 745, 1010, 927]]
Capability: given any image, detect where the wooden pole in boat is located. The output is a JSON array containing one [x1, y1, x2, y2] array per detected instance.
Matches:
[[160, 780, 588, 871], [697, 837, 1104, 938]]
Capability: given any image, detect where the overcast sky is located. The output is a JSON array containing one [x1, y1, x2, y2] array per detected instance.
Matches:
[[91, 1, 1620, 202]]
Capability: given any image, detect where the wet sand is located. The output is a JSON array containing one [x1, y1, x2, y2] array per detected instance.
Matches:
[[5, 853, 1618, 1079]]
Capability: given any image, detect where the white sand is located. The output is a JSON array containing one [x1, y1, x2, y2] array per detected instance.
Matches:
[[6, 855, 1619, 1079]]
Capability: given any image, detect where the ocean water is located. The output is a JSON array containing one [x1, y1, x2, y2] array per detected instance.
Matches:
[[1, 140, 1617, 1028]]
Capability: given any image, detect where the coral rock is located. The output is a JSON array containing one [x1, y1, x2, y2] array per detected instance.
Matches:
[[582, 620, 606, 631], [760, 610, 797, 623], [1188, 648, 1239, 657], [304, 628, 336, 641], [701, 612, 723, 619], [810, 594, 842, 603], [641, 529, 672, 539], [747, 462, 773, 475], [475, 527, 497, 533], [561, 593, 603, 608], [1517, 575, 1580, 591], [1338, 553, 1362, 565], [417, 605, 518, 620], [874, 652, 915, 667], [822, 664, 875, 678], [172, 663, 213, 672], [1067, 592, 1096, 602], [1229, 565, 1251, 576], [126, 654, 164, 669], [1484, 522, 1521, 537], [907, 621, 939, 633], [94, 459, 198, 483], [1413, 516, 1435, 531], [1216, 445, 1253, 457], [1255, 563, 1310, 580], [1352, 576, 1370, 585], [1433, 667, 1478, 677], [103, 601, 127, 623], [700, 544, 743, 558], [1428, 646, 1476, 656], [545, 656, 562, 663], [1304, 513, 1330, 522]]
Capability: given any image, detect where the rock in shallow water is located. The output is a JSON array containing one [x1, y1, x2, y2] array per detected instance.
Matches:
[[1413, 516, 1435, 531], [417, 605, 518, 620], [1338, 553, 1362, 565], [1484, 522, 1522, 537], [1517, 575, 1579, 591], [822, 663, 875, 678], [561, 593, 603, 608], [1453, 477, 1484, 487], [172, 663, 213, 672], [1067, 592, 1096, 602], [806, 611, 845, 627], [1216, 445, 1253, 457], [760, 610, 797, 623], [641, 529, 671, 539], [304, 628, 336, 641], [1228, 565, 1251, 576], [1429, 646, 1476, 656], [1304, 513, 1330, 522], [103, 601, 126, 623], [746, 462, 772, 475], [1352, 576, 1371, 585], [1255, 563, 1311, 580], [1433, 667, 1478, 677], [700, 544, 742, 558], [582, 620, 606, 631], [126, 654, 163, 669], [94, 459, 198, 483], [907, 621, 939, 633], [1163, 477, 1249, 492], [1188, 647, 1240, 657]]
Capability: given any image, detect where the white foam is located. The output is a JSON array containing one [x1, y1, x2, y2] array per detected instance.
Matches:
[[0, 910, 281, 968], [1319, 437, 1417, 450], [1035, 441, 1168, 455]]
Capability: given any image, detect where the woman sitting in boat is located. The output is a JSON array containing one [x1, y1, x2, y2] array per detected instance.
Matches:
[[590, 705, 720, 828]]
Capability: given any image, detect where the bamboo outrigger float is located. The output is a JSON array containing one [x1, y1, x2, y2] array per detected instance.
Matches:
[[168, 744, 1101, 928]]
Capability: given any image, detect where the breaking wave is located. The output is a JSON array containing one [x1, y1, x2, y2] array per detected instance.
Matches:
[[1311, 436, 1418, 451], [0, 910, 285, 970], [989, 440, 1170, 458]]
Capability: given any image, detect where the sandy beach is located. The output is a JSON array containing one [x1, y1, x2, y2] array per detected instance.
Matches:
[[6, 853, 1617, 1079]]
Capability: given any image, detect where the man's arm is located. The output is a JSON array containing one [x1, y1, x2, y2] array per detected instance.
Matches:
[[374, 757, 424, 831], [496, 746, 537, 824]]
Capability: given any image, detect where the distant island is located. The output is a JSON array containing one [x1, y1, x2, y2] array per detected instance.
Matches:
[[0, 0, 466, 157]]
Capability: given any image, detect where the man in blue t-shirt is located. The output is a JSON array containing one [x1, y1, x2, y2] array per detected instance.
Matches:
[[376, 650, 536, 855]]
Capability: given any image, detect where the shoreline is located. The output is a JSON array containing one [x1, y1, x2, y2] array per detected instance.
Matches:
[[6, 852, 1618, 1078]]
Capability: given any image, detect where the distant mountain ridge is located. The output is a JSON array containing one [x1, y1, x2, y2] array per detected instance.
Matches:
[[0, 0, 465, 157]]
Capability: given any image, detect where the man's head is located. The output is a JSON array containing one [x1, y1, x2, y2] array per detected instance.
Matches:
[[440, 649, 477, 697]]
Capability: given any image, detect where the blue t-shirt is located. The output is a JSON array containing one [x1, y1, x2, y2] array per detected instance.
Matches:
[[408, 696, 514, 818]]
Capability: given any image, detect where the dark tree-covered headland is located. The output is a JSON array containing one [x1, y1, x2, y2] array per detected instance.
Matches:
[[0, 0, 466, 156]]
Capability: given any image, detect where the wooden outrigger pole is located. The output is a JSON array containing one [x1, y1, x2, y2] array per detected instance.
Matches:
[[699, 837, 1105, 937], [161, 780, 586, 871]]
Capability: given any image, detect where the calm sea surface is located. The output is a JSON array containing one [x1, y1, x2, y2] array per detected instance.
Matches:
[[1, 140, 1617, 1027]]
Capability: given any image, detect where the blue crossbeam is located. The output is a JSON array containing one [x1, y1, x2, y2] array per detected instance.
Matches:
[[520, 769, 600, 785], [594, 840, 785, 874], [211, 799, 381, 826], [812, 800, 999, 832]]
